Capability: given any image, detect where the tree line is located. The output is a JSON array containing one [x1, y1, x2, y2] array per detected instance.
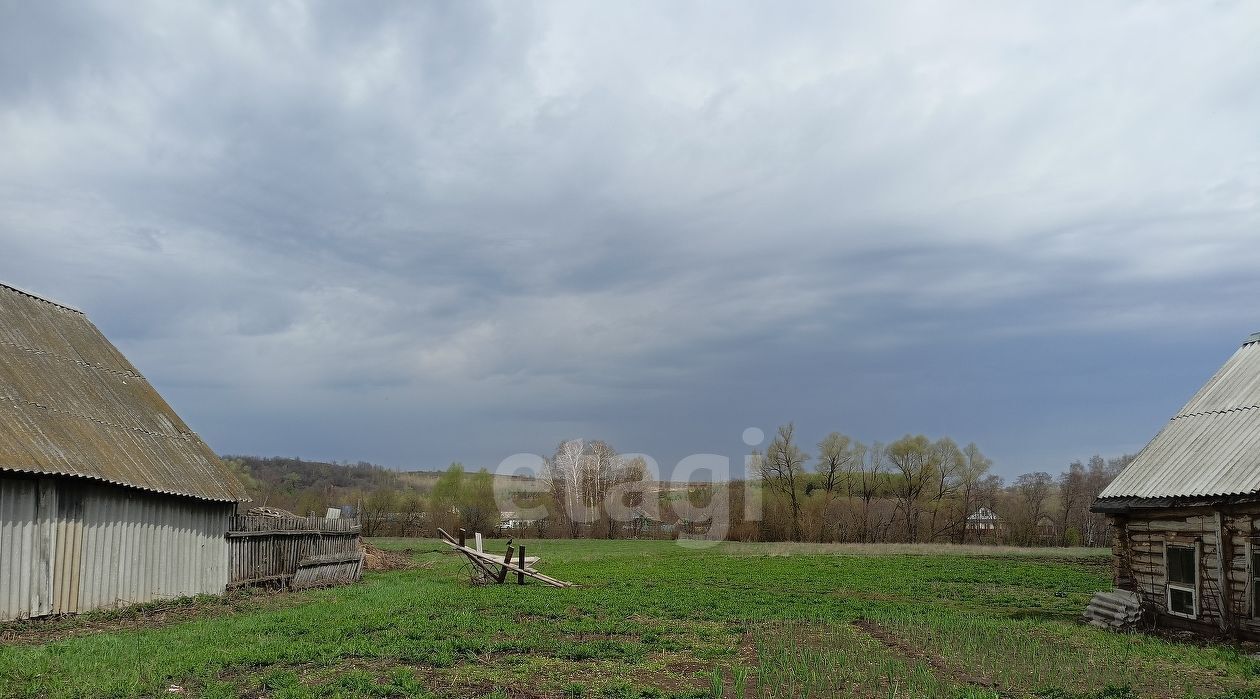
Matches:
[[223, 432, 1131, 546], [747, 424, 1129, 546]]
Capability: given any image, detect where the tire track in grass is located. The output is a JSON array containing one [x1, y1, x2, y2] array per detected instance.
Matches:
[[851, 619, 1007, 697]]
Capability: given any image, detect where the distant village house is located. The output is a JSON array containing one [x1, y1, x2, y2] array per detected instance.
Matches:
[[965, 507, 1001, 542]]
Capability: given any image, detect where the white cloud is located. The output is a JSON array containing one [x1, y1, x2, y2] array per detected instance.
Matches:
[[1, 0, 1257, 469]]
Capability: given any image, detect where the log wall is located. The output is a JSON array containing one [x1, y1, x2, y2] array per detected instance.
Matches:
[[1110, 505, 1260, 639]]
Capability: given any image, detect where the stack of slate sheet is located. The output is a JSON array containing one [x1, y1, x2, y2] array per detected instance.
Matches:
[[1082, 589, 1142, 631]]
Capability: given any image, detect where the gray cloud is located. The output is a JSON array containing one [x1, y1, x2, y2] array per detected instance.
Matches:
[[1, 0, 1258, 476]]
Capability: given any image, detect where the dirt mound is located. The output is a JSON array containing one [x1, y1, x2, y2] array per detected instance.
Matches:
[[363, 543, 419, 571]]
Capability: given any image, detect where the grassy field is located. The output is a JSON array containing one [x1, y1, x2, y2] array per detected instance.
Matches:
[[1, 540, 1257, 699]]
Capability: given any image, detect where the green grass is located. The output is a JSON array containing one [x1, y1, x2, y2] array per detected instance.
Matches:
[[0, 540, 1255, 698]]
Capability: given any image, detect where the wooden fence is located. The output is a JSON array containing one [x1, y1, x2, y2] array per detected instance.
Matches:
[[227, 514, 362, 587]]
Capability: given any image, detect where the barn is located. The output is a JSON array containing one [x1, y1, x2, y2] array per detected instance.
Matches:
[[0, 282, 250, 620], [1092, 331, 1260, 638]]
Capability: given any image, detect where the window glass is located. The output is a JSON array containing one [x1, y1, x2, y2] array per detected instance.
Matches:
[[1169, 587, 1195, 616], [1253, 549, 1260, 617], [1167, 546, 1195, 585]]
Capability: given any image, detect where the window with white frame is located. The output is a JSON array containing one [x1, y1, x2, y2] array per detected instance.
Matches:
[[1251, 545, 1260, 618], [1165, 543, 1197, 618]]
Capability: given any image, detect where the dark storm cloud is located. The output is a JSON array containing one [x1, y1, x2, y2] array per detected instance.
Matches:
[[1, 1, 1258, 477]]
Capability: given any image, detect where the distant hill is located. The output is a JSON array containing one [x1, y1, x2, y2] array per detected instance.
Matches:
[[220, 455, 549, 513], [401, 469, 543, 498], [221, 455, 409, 513], [221, 454, 721, 517]]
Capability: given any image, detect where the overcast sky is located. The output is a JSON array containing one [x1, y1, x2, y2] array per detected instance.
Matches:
[[2, 1, 1258, 480]]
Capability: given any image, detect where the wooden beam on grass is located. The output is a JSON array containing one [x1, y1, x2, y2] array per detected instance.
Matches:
[[435, 529, 573, 588], [457, 546, 573, 588], [496, 540, 515, 584], [438, 528, 503, 581]]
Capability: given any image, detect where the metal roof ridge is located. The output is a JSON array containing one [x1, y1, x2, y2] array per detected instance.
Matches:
[[1172, 405, 1260, 420], [0, 464, 250, 502], [0, 281, 84, 314], [0, 338, 147, 381], [0, 394, 193, 442]]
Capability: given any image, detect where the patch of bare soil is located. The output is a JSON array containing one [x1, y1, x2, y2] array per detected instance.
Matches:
[[974, 554, 1112, 569], [402, 667, 548, 699], [443, 680, 548, 699], [0, 589, 302, 646], [851, 619, 1002, 692], [363, 543, 430, 571]]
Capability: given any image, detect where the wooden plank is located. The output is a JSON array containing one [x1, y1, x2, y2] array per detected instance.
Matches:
[[438, 528, 501, 580], [459, 547, 573, 587], [436, 530, 572, 587], [1128, 519, 1211, 533], [1134, 571, 1166, 586], [227, 573, 291, 588], [227, 519, 362, 585], [227, 529, 360, 538], [496, 542, 514, 584], [298, 551, 365, 567], [518, 545, 526, 585], [464, 548, 502, 581], [292, 557, 363, 590], [230, 515, 360, 533], [1216, 510, 1233, 634]]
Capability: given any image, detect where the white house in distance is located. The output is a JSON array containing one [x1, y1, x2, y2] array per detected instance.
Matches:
[[0, 281, 250, 620], [500, 511, 541, 530], [965, 507, 1001, 541]]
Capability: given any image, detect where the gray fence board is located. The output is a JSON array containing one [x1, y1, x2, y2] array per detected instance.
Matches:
[[227, 514, 362, 587]]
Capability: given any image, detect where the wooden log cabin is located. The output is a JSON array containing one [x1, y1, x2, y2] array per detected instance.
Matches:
[[1092, 331, 1260, 638]]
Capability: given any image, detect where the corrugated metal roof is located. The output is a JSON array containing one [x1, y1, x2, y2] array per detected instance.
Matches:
[[1098, 335, 1260, 502], [0, 282, 249, 502]]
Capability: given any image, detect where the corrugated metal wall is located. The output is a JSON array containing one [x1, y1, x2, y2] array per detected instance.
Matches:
[[1, 473, 233, 620], [0, 475, 48, 619]]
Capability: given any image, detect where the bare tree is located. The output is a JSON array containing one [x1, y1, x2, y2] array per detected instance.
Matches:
[[856, 441, 883, 542], [543, 438, 627, 538], [759, 423, 809, 541], [1058, 461, 1087, 546], [399, 491, 426, 537], [886, 435, 938, 542], [545, 439, 589, 537], [926, 438, 965, 541], [815, 432, 860, 541], [956, 443, 993, 542], [1012, 471, 1054, 544], [585, 440, 622, 538], [359, 488, 398, 537], [605, 453, 646, 539]]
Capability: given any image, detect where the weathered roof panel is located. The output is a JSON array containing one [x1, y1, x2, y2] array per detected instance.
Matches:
[[1098, 336, 1260, 502], [0, 282, 249, 502]]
